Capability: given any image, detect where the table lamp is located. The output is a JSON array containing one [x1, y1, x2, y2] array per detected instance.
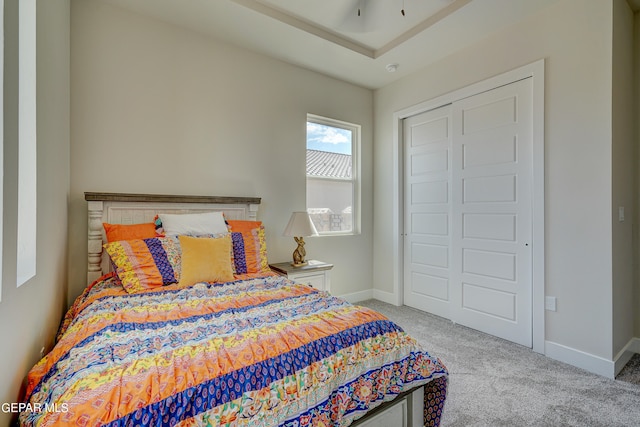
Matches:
[[283, 211, 318, 267]]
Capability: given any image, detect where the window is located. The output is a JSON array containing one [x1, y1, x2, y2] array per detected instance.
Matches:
[[17, 0, 37, 286], [306, 114, 360, 235]]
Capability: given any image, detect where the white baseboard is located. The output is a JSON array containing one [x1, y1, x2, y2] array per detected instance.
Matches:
[[547, 338, 640, 379], [373, 289, 399, 305], [614, 337, 640, 377], [340, 288, 401, 305], [545, 341, 616, 379], [339, 289, 373, 304]]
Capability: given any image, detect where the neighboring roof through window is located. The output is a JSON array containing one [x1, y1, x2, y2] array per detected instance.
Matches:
[[306, 149, 352, 179]]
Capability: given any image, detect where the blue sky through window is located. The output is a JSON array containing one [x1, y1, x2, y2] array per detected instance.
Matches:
[[307, 122, 351, 155]]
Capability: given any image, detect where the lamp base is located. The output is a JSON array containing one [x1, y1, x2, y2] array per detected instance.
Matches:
[[292, 236, 307, 267]]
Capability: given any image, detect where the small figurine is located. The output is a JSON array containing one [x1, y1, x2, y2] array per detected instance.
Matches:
[[292, 236, 307, 266]]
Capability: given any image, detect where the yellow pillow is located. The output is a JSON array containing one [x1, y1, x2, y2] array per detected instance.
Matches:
[[178, 235, 234, 287]]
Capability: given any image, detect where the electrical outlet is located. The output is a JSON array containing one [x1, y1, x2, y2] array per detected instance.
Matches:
[[545, 296, 557, 312]]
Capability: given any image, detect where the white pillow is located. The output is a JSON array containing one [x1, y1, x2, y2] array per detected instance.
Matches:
[[159, 211, 228, 236]]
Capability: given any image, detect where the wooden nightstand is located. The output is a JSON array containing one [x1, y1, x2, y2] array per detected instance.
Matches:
[[269, 260, 333, 292]]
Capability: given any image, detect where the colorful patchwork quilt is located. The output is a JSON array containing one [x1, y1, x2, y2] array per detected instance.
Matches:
[[20, 274, 448, 426]]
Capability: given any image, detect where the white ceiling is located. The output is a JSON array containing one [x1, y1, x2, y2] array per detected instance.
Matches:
[[98, 0, 565, 89]]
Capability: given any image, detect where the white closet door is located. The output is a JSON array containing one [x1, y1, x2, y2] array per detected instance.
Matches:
[[404, 78, 533, 348], [403, 105, 453, 319], [450, 78, 533, 347]]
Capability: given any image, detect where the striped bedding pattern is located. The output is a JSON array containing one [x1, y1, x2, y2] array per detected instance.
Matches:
[[21, 274, 447, 426]]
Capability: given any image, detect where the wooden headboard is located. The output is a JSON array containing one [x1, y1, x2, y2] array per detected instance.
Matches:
[[84, 192, 261, 284]]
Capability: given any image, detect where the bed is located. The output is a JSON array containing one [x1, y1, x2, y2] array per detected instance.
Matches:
[[20, 193, 447, 427]]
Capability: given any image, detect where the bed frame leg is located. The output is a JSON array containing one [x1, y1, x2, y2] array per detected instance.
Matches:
[[407, 386, 424, 427]]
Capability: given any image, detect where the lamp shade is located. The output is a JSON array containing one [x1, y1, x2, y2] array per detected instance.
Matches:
[[283, 211, 318, 237]]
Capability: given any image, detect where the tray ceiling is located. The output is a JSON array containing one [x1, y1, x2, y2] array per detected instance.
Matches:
[[98, 0, 562, 89]]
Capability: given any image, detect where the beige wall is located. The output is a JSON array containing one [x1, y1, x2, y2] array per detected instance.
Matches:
[[374, 0, 617, 359], [69, 1, 374, 303], [612, 0, 636, 358], [0, 0, 70, 424]]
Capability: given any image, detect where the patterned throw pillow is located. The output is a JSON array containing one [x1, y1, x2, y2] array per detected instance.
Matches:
[[104, 237, 181, 293], [227, 220, 270, 275]]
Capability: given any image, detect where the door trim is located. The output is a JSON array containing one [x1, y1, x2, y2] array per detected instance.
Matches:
[[391, 59, 545, 353]]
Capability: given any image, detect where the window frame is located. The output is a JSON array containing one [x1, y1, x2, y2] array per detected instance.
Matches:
[[306, 114, 361, 236]]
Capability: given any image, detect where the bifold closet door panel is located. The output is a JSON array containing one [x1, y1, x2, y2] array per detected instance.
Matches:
[[403, 104, 453, 320]]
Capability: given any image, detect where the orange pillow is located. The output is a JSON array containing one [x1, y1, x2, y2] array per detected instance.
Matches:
[[103, 222, 158, 242], [177, 235, 234, 287], [227, 220, 262, 233]]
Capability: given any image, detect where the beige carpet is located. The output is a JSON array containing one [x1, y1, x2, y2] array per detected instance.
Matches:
[[357, 300, 640, 427]]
